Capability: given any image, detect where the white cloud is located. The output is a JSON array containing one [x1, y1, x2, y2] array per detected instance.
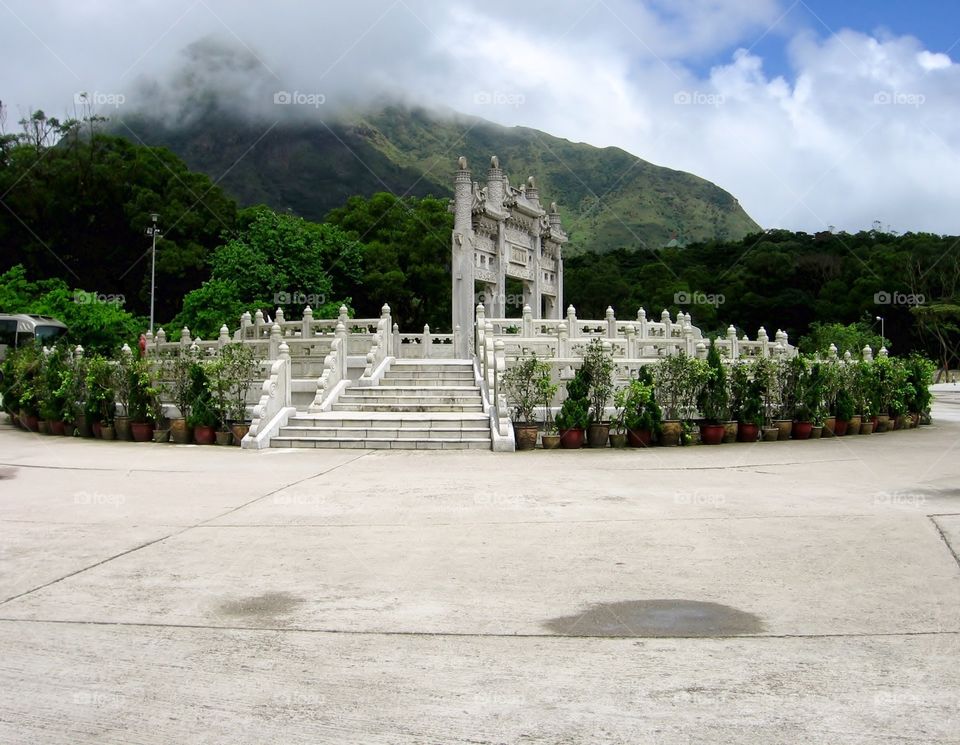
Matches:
[[1, 0, 957, 235]]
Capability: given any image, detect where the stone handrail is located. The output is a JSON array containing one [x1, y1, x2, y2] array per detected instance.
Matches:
[[393, 324, 457, 359], [245, 341, 292, 446], [309, 322, 348, 411], [359, 305, 394, 384]]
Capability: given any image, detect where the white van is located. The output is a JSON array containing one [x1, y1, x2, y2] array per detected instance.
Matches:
[[0, 314, 68, 362]]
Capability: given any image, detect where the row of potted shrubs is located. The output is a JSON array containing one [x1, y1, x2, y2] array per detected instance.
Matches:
[[501, 339, 936, 450], [0, 342, 258, 446]]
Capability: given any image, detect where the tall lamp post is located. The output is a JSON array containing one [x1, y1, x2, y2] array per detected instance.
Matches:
[[146, 213, 162, 335], [875, 315, 885, 348]]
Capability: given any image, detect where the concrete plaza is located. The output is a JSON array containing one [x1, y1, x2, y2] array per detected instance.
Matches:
[[1, 389, 959, 743]]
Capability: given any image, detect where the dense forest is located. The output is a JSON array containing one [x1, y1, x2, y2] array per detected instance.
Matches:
[[1, 108, 957, 371]]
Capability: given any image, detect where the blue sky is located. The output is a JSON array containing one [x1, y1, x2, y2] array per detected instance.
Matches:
[[3, 0, 959, 233], [694, 0, 960, 80]]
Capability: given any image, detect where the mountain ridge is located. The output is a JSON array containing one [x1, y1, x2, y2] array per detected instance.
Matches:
[[115, 104, 761, 253]]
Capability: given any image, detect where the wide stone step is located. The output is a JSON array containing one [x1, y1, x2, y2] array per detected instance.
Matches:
[[330, 403, 485, 412], [279, 426, 489, 439], [286, 413, 489, 428], [336, 394, 481, 405], [344, 386, 480, 395], [270, 437, 491, 450]]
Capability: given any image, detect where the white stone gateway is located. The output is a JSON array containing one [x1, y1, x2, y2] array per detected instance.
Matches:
[[451, 156, 567, 358]]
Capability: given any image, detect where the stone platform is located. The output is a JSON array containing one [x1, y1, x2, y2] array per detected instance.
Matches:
[[0, 389, 958, 743]]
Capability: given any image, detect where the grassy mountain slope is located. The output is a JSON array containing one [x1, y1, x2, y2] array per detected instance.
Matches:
[[118, 105, 760, 254]]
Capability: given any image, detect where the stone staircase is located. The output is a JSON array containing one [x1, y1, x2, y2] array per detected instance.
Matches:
[[270, 360, 492, 449]]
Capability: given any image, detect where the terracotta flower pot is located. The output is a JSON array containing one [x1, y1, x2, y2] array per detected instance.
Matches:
[[722, 421, 738, 443], [822, 416, 837, 438], [876, 414, 890, 433], [737, 422, 759, 442], [75, 414, 92, 438], [230, 423, 250, 446], [92, 420, 102, 438], [847, 416, 862, 436], [193, 424, 216, 445], [699, 423, 725, 445], [762, 426, 779, 442], [38, 420, 50, 435], [627, 428, 652, 448], [215, 430, 234, 446], [774, 419, 792, 441], [558, 427, 584, 449], [791, 421, 813, 440], [810, 425, 823, 439], [114, 416, 132, 441], [541, 434, 561, 450], [130, 422, 155, 442], [659, 420, 682, 447], [860, 420, 874, 434], [153, 428, 170, 443], [609, 433, 628, 448], [513, 423, 539, 451], [50, 420, 65, 436], [100, 424, 116, 440], [169, 418, 192, 444], [833, 419, 849, 436], [586, 423, 610, 448]]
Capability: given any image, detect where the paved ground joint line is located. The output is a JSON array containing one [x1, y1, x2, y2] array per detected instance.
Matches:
[[0, 616, 957, 642], [0, 452, 371, 607], [930, 515, 960, 569]]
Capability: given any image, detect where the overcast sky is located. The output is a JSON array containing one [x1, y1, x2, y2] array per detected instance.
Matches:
[[2, 0, 958, 235]]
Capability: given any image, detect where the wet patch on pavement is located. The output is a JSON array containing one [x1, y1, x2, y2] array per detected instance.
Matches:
[[217, 591, 304, 622], [0, 467, 17, 480], [544, 599, 765, 637]]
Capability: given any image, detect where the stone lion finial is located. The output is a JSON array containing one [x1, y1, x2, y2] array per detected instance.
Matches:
[[550, 201, 558, 213], [457, 156, 468, 170], [527, 176, 536, 189], [490, 155, 499, 169]]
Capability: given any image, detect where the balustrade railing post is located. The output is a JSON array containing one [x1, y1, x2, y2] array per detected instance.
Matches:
[[302, 306, 313, 339], [606, 306, 616, 338], [393, 323, 400, 358], [268, 323, 282, 360], [522, 305, 533, 337], [254, 309, 264, 339], [494, 339, 506, 437], [566, 305, 578, 338], [423, 324, 432, 360], [381, 304, 392, 356]]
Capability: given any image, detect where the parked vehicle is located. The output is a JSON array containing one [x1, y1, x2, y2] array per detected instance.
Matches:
[[0, 314, 68, 365]]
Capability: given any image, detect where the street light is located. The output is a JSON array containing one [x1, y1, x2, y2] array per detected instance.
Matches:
[[875, 315, 885, 347], [145, 213, 162, 334]]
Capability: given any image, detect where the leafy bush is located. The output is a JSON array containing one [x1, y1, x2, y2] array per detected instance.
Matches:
[[556, 368, 591, 431]]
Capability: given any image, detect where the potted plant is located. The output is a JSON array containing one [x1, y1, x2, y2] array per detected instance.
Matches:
[[501, 355, 551, 451], [730, 361, 761, 442], [205, 356, 234, 446], [771, 357, 793, 440], [855, 360, 875, 434], [696, 341, 728, 445], [821, 359, 841, 437], [187, 362, 217, 444], [127, 357, 156, 442], [872, 356, 895, 432], [167, 354, 194, 444], [85, 354, 116, 439], [750, 356, 780, 441], [905, 354, 934, 427], [113, 352, 134, 441], [788, 357, 815, 440], [555, 367, 591, 449], [150, 380, 170, 443], [221, 343, 258, 445], [619, 378, 661, 447], [609, 385, 628, 448], [652, 351, 701, 447], [834, 387, 854, 436], [582, 339, 615, 448], [537, 366, 560, 450]]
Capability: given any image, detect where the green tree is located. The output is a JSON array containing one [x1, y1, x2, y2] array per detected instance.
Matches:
[[326, 192, 452, 331]]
